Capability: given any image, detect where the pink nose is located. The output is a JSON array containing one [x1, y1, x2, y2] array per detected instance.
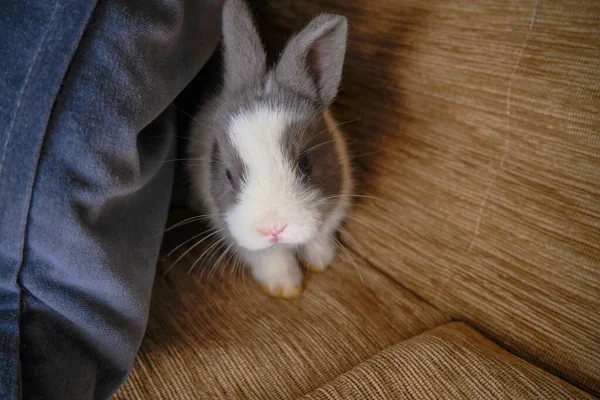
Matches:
[[259, 225, 287, 241]]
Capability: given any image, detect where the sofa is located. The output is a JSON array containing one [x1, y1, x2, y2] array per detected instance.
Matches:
[[115, 0, 599, 398]]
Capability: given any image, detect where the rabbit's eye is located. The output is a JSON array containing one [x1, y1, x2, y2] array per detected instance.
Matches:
[[298, 153, 310, 175], [225, 169, 233, 183]]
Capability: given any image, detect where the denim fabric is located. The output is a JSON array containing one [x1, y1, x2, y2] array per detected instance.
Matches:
[[0, 0, 222, 398]]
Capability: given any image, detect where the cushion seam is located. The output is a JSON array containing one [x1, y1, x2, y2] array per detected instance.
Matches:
[[297, 321, 592, 399]]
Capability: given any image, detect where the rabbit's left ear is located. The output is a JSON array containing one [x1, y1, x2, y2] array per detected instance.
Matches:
[[274, 14, 348, 106], [221, 0, 267, 91]]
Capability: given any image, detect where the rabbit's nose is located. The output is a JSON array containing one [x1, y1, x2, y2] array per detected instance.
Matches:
[[258, 224, 287, 242], [257, 211, 288, 241]]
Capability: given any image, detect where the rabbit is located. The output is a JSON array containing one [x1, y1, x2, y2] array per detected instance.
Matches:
[[186, 0, 352, 298]]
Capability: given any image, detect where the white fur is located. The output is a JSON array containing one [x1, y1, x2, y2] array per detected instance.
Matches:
[[240, 245, 302, 295], [299, 196, 350, 269], [187, 105, 351, 297], [185, 0, 350, 297], [225, 105, 321, 251]]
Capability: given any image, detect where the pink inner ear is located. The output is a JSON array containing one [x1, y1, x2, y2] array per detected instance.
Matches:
[[308, 43, 323, 81]]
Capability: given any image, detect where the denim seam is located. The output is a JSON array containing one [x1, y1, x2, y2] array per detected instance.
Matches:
[[5, 2, 60, 395], [0, 1, 59, 180], [13, 1, 100, 396]]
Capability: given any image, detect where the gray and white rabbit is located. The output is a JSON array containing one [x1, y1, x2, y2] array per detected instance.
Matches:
[[186, 0, 353, 298]]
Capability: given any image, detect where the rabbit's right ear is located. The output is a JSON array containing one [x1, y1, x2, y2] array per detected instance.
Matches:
[[222, 0, 266, 91]]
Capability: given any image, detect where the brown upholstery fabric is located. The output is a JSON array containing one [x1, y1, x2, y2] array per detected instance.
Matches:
[[251, 0, 600, 393], [115, 0, 599, 397], [114, 213, 450, 399], [302, 322, 594, 400]]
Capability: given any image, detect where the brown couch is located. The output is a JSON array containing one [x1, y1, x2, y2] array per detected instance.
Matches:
[[114, 0, 600, 398]]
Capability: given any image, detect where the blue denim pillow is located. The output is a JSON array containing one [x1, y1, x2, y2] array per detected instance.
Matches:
[[0, 0, 222, 398]]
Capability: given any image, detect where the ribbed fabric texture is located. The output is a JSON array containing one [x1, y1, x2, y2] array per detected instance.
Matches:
[[114, 210, 450, 399], [302, 323, 594, 400], [116, 0, 599, 397], [251, 0, 600, 394]]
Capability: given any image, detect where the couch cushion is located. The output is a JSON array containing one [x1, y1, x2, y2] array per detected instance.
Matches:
[[114, 213, 450, 399], [303, 322, 594, 399], [251, 0, 600, 393]]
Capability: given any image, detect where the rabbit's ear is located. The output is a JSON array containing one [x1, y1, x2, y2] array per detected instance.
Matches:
[[222, 0, 266, 91], [275, 14, 348, 105]]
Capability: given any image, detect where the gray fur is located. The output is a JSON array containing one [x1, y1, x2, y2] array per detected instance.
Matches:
[[222, 0, 266, 91], [275, 14, 348, 105], [189, 80, 341, 216], [282, 112, 343, 210], [187, 0, 347, 227]]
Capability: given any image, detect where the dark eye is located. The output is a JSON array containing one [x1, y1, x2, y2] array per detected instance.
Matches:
[[298, 153, 310, 175], [225, 169, 233, 183]]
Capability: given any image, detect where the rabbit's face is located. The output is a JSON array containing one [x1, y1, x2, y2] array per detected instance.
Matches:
[[209, 86, 343, 251]]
